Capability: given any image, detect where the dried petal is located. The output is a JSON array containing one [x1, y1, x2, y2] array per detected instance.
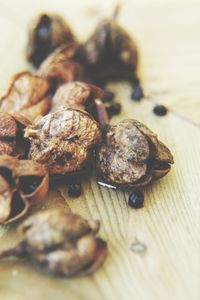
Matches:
[[132, 120, 174, 163], [25, 108, 102, 175], [0, 72, 51, 121], [0, 112, 31, 158], [0, 174, 13, 223], [0, 155, 49, 224], [27, 13, 77, 68]]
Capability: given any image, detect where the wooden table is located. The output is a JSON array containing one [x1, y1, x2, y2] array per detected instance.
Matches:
[[0, 1, 199, 299]]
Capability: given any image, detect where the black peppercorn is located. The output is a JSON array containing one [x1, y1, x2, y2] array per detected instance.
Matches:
[[153, 105, 168, 116], [107, 102, 121, 117], [128, 191, 144, 209], [104, 91, 115, 102], [68, 183, 82, 198]]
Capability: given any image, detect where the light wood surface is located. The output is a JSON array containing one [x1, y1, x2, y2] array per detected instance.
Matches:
[[0, 1, 200, 300]]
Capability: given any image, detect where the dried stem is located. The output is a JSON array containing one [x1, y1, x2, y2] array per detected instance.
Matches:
[[0, 244, 24, 259], [112, 0, 123, 20], [94, 99, 109, 130]]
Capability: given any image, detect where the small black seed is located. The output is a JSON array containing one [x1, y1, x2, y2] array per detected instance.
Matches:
[[104, 91, 115, 102], [131, 85, 143, 101], [68, 183, 82, 198], [107, 102, 121, 117], [128, 191, 144, 209], [153, 105, 168, 116]]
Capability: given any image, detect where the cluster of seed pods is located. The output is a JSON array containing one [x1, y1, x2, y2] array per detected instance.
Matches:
[[0, 11, 174, 277]]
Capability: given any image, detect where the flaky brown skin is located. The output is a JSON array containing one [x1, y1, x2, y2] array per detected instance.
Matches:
[[97, 119, 174, 188], [51, 81, 105, 116], [0, 72, 51, 121], [0, 155, 49, 224], [25, 108, 102, 175], [0, 210, 107, 277]]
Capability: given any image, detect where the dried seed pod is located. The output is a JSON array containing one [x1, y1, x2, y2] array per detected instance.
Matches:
[[96, 119, 174, 188], [38, 44, 85, 89], [51, 81, 105, 112], [25, 108, 102, 175], [0, 210, 107, 277], [0, 72, 51, 121], [0, 112, 31, 158], [79, 19, 142, 97], [27, 13, 77, 68], [0, 155, 49, 224]]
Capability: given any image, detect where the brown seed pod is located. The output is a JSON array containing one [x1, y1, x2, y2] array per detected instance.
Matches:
[[0, 112, 31, 158], [0, 155, 49, 224], [51, 81, 105, 112], [38, 44, 85, 89], [26, 13, 78, 68], [79, 19, 142, 96], [25, 108, 102, 175], [96, 119, 174, 188], [0, 72, 51, 121], [51, 81, 109, 125], [0, 209, 107, 277]]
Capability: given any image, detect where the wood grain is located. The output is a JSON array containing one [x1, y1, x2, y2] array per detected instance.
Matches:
[[0, 1, 200, 300]]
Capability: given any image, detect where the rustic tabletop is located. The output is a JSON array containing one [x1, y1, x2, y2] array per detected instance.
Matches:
[[0, 0, 199, 300]]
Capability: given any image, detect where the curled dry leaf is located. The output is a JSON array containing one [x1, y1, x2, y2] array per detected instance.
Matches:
[[38, 44, 85, 89], [96, 119, 174, 188], [0, 112, 31, 158], [25, 108, 102, 175], [0, 209, 107, 277], [79, 19, 140, 87], [27, 13, 78, 68], [0, 155, 49, 224], [0, 72, 51, 121]]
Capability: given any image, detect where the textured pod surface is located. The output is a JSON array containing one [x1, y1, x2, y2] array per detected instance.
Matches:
[[38, 44, 85, 87], [27, 13, 77, 68], [0, 72, 51, 121], [19, 209, 100, 252], [25, 108, 102, 175], [0, 209, 107, 277], [51, 81, 105, 114], [97, 119, 174, 187], [0, 155, 49, 224], [0, 112, 31, 158]]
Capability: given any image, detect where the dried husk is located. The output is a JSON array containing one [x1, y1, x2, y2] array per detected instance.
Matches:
[[0, 155, 49, 224], [79, 19, 138, 85], [0, 72, 51, 121], [0, 112, 31, 158], [38, 44, 85, 88], [27, 13, 78, 68], [51, 81, 106, 124], [25, 108, 102, 175], [96, 119, 174, 188], [0, 210, 107, 277]]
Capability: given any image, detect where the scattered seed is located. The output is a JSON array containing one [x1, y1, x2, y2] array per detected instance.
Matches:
[[104, 91, 115, 102], [128, 191, 144, 209], [68, 183, 82, 198], [153, 105, 168, 116]]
